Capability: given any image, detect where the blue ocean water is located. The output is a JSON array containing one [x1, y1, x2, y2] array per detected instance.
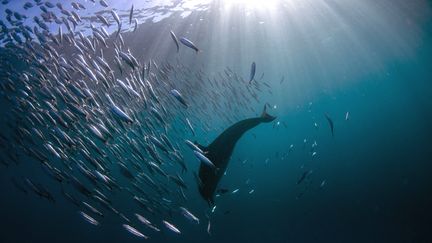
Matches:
[[0, 0, 432, 242]]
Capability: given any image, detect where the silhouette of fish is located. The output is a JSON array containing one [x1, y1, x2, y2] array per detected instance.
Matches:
[[196, 105, 276, 204]]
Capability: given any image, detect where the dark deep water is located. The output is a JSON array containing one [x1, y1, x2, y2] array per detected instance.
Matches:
[[1, 0, 432, 242]]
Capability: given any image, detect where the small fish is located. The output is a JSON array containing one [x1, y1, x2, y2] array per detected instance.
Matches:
[[345, 111, 349, 121], [111, 105, 133, 123], [320, 180, 326, 188], [100, 0, 108, 8], [123, 224, 148, 239], [180, 37, 200, 53], [79, 211, 99, 226], [129, 5, 134, 24], [135, 213, 151, 225], [232, 189, 239, 194], [135, 213, 160, 232], [179, 207, 200, 224], [324, 113, 334, 137], [170, 31, 179, 53], [82, 202, 103, 217], [280, 75, 285, 84], [58, 26, 62, 43], [133, 19, 138, 32], [207, 220, 211, 235], [97, 15, 109, 27], [163, 220, 181, 234], [170, 89, 188, 107], [45, 1, 55, 8], [111, 10, 120, 26], [23, 2, 33, 9], [297, 170, 312, 185], [185, 118, 195, 136], [194, 151, 216, 170], [249, 62, 256, 84], [168, 174, 188, 189]]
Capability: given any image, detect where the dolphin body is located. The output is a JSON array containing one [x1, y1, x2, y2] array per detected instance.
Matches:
[[195, 106, 276, 204]]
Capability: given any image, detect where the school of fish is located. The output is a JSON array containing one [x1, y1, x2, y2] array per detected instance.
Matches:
[[0, 0, 345, 239]]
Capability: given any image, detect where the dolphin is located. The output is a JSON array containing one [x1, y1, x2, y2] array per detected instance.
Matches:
[[195, 105, 276, 204]]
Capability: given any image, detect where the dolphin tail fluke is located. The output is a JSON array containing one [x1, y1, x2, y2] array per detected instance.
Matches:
[[261, 105, 276, 122]]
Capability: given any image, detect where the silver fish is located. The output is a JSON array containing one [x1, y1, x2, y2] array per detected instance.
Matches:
[[179, 207, 200, 224], [179, 37, 200, 53], [185, 140, 204, 154], [79, 211, 99, 226], [170, 31, 179, 53], [100, 0, 108, 8], [194, 150, 216, 169], [129, 5, 134, 24], [170, 89, 187, 107], [111, 104, 133, 123], [162, 220, 181, 234], [249, 62, 256, 84], [122, 224, 148, 239]]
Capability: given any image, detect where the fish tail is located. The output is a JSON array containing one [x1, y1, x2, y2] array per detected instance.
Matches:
[[261, 104, 276, 122]]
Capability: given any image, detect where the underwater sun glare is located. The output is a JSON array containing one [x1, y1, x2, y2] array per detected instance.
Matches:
[[220, 0, 280, 11]]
